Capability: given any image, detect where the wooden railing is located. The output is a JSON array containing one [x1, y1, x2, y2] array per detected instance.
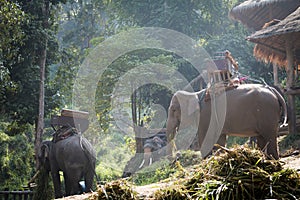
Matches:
[[0, 190, 33, 200]]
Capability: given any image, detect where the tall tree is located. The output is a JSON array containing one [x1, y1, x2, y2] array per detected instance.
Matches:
[[29, 0, 66, 168], [2, 0, 66, 168], [35, 0, 50, 169]]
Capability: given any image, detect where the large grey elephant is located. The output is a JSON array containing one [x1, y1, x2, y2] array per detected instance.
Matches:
[[39, 130, 96, 198], [166, 84, 287, 159]]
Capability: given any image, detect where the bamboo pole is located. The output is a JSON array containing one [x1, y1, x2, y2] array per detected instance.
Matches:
[[286, 38, 296, 134]]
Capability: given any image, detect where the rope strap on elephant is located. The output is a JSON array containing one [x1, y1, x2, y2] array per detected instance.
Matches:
[[201, 84, 238, 103]]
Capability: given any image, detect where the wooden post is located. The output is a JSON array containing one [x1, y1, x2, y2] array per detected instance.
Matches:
[[131, 86, 144, 153], [134, 126, 144, 153], [273, 63, 279, 86], [286, 38, 296, 134]]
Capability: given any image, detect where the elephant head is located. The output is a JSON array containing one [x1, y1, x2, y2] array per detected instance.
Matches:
[[166, 90, 202, 154], [36, 140, 63, 198], [38, 141, 52, 171]]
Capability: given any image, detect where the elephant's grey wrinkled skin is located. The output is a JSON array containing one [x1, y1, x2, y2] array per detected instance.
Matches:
[[166, 84, 287, 160], [39, 134, 96, 198]]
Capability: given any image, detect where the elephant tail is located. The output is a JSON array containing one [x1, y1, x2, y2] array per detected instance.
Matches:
[[269, 86, 288, 127], [79, 135, 100, 182]]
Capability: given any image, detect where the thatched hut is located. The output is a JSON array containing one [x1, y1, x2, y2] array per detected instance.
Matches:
[[230, 0, 300, 31], [247, 8, 300, 67], [230, 0, 300, 86], [230, 0, 300, 134], [247, 7, 300, 133]]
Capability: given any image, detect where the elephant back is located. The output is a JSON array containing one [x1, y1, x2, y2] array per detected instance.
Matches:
[[53, 134, 96, 170], [56, 133, 95, 155]]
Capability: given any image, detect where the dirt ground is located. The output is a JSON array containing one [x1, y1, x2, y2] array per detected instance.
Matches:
[[281, 153, 300, 171]]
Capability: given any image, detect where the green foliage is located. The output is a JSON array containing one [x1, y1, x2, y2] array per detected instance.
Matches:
[[0, 0, 26, 108], [0, 122, 35, 190], [0, 0, 26, 59], [54, 0, 107, 107], [95, 130, 134, 182], [105, 0, 235, 38], [1, 0, 65, 124], [131, 158, 176, 186], [279, 134, 300, 150], [55, 0, 277, 138], [226, 136, 249, 148], [94, 49, 181, 131], [131, 150, 202, 186]]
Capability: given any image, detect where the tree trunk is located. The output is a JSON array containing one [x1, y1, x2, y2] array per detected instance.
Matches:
[[35, 0, 49, 169], [35, 47, 47, 169]]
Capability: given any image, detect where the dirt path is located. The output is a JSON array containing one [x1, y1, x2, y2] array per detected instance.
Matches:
[[281, 153, 300, 171], [56, 182, 171, 200], [133, 182, 174, 200]]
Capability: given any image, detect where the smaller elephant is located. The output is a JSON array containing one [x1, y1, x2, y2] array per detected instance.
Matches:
[[39, 128, 96, 198], [140, 135, 167, 168]]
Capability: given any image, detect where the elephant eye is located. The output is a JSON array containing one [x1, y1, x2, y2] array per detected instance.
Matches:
[[172, 104, 180, 110], [170, 105, 176, 112]]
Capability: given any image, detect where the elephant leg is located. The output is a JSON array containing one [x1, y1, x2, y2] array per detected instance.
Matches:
[[256, 135, 279, 160], [84, 169, 95, 192], [267, 137, 279, 159], [64, 173, 71, 196], [67, 169, 82, 195], [212, 134, 226, 152], [217, 134, 226, 147], [51, 171, 63, 198]]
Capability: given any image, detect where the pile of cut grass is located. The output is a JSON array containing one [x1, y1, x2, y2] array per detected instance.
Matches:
[[89, 179, 138, 200], [154, 145, 300, 199]]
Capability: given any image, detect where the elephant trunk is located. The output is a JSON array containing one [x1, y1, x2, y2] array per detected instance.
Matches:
[[33, 163, 55, 199], [166, 120, 179, 156], [28, 170, 40, 186]]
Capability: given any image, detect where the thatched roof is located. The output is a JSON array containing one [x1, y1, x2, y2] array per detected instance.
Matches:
[[230, 0, 300, 31], [247, 6, 300, 66]]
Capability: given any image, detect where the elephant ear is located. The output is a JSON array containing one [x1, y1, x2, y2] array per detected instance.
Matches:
[[188, 95, 200, 116]]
